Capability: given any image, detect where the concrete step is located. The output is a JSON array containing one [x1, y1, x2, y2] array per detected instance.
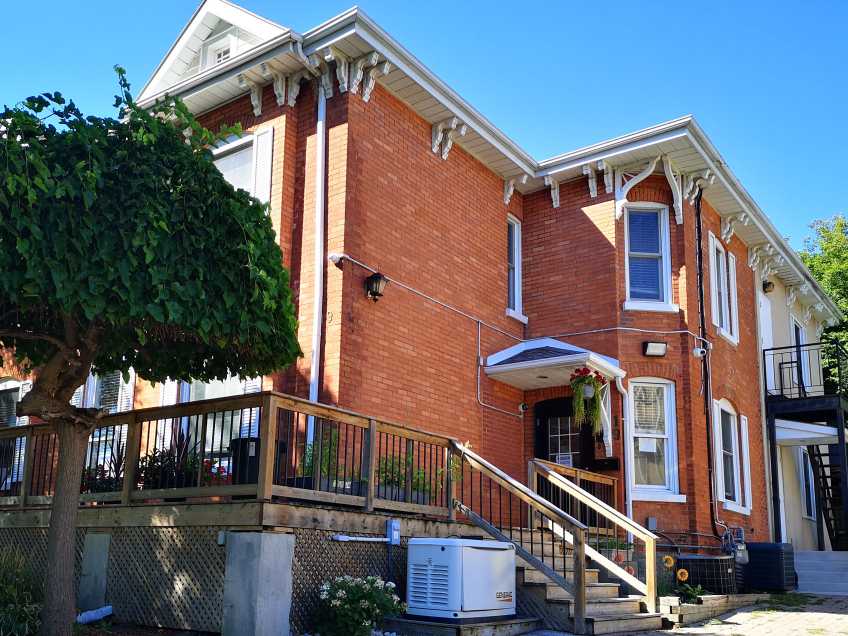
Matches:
[[588, 612, 663, 635], [545, 582, 620, 601], [521, 565, 600, 585]]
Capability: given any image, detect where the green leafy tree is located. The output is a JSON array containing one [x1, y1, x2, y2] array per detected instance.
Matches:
[[801, 215, 848, 346], [0, 69, 300, 635]]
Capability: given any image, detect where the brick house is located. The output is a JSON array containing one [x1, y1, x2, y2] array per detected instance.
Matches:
[[1, 0, 845, 631]]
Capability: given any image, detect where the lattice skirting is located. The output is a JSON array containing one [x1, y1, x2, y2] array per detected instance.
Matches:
[[0, 526, 414, 634]]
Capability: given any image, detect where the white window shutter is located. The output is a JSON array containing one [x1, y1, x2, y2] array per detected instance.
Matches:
[[728, 252, 739, 341], [708, 233, 719, 327], [16, 381, 32, 426], [160, 380, 179, 406], [96, 372, 122, 414], [740, 415, 752, 509], [712, 399, 724, 501], [243, 376, 262, 394], [117, 369, 136, 413], [252, 127, 274, 205], [70, 384, 85, 408]]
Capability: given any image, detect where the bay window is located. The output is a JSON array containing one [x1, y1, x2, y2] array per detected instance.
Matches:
[[624, 204, 675, 312], [629, 378, 682, 501]]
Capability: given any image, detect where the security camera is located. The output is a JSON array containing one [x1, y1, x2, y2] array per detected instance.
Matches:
[[693, 347, 708, 359], [518, 402, 529, 413]]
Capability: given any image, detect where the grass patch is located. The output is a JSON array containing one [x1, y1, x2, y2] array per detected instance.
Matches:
[[766, 592, 818, 609]]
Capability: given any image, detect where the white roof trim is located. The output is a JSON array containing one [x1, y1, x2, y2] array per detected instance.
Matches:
[[138, 0, 287, 102], [485, 337, 624, 379], [776, 418, 839, 446], [139, 4, 841, 325]]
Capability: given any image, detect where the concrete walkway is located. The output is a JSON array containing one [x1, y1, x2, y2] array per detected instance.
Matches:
[[527, 594, 848, 635]]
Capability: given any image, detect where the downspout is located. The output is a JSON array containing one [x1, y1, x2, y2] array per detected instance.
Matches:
[[307, 83, 328, 440], [694, 187, 725, 537]]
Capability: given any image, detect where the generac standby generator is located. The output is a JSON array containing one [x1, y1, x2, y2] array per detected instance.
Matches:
[[406, 538, 516, 621]]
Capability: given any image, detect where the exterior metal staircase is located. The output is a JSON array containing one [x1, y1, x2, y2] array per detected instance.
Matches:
[[809, 444, 848, 550], [450, 443, 663, 635]]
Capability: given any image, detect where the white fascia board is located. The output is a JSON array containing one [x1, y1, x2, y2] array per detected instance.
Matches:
[[311, 8, 537, 177], [138, 0, 288, 102], [775, 419, 839, 446], [136, 31, 298, 109], [536, 116, 693, 175], [484, 352, 625, 380], [684, 124, 843, 323]]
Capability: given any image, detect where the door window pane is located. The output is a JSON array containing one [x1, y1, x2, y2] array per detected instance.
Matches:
[[548, 415, 580, 468]]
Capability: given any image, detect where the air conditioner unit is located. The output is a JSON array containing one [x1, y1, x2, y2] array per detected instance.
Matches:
[[406, 538, 516, 621]]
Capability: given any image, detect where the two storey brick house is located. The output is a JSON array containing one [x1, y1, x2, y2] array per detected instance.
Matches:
[[3, 0, 843, 569]]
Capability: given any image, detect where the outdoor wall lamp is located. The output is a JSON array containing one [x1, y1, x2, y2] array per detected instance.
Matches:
[[365, 272, 388, 302], [643, 341, 668, 357], [762, 280, 775, 294]]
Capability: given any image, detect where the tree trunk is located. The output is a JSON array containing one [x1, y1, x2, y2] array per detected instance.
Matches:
[[39, 422, 91, 636]]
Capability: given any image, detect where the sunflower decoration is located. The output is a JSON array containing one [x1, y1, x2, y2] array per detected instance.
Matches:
[[625, 565, 636, 576], [676, 568, 689, 582], [662, 555, 675, 570]]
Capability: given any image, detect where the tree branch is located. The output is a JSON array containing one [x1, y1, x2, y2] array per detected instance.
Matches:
[[0, 329, 73, 356]]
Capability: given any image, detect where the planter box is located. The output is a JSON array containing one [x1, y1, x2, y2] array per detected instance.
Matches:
[[661, 593, 771, 626]]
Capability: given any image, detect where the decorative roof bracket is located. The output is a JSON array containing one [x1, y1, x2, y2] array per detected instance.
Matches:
[[237, 74, 263, 116], [614, 155, 660, 219], [350, 52, 380, 94], [597, 160, 613, 194], [582, 163, 598, 198], [286, 72, 306, 107], [271, 72, 286, 106], [683, 169, 716, 204], [503, 174, 529, 205], [662, 155, 683, 224], [544, 176, 561, 208], [721, 212, 750, 244], [431, 116, 466, 160], [786, 286, 799, 307], [362, 61, 391, 103]]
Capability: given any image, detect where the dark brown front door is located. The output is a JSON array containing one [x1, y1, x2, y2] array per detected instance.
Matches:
[[534, 398, 594, 470]]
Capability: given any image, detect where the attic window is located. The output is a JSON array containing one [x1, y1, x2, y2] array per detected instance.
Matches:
[[215, 47, 230, 65]]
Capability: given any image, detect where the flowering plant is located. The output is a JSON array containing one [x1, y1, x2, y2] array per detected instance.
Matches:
[[313, 575, 405, 636], [569, 367, 607, 434]]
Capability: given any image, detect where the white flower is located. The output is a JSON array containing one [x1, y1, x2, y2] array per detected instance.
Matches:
[[319, 591, 328, 600], [336, 590, 347, 599], [321, 582, 330, 591], [386, 581, 396, 590], [330, 599, 341, 607], [391, 594, 400, 603], [375, 579, 385, 589], [360, 600, 370, 608]]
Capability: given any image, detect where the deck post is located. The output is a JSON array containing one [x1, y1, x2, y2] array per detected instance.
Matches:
[[445, 446, 456, 521], [364, 419, 378, 511], [257, 394, 276, 502], [19, 429, 35, 509], [121, 413, 141, 506], [572, 525, 587, 635], [644, 535, 657, 613]]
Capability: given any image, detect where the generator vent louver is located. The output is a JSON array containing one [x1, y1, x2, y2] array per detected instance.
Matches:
[[409, 562, 450, 606]]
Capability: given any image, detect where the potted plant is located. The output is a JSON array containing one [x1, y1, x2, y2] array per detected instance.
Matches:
[[569, 367, 607, 434]]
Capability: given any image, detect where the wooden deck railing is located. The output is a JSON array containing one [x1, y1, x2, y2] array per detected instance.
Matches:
[[0, 392, 457, 517], [530, 458, 657, 612]]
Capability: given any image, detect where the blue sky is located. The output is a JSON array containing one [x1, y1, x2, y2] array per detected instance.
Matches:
[[5, 1, 846, 249]]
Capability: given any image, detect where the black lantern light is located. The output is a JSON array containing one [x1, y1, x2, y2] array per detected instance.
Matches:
[[365, 272, 388, 302]]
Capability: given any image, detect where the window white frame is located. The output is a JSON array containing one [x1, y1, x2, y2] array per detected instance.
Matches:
[[201, 29, 237, 71], [627, 378, 684, 502], [0, 379, 26, 427], [713, 399, 752, 515], [506, 214, 527, 323], [623, 204, 678, 313], [708, 232, 739, 344], [798, 447, 816, 521], [212, 128, 274, 206]]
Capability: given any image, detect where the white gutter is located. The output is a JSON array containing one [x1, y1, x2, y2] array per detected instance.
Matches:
[[307, 84, 328, 440]]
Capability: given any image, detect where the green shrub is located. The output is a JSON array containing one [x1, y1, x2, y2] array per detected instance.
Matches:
[[0, 548, 42, 635], [312, 575, 405, 636]]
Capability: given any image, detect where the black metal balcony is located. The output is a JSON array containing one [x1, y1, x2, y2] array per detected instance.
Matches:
[[762, 340, 848, 401]]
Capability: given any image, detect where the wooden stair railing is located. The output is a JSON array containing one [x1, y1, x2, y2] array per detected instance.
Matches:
[[530, 459, 658, 613], [450, 441, 589, 634]]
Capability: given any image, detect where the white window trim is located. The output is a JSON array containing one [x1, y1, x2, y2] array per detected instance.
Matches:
[[201, 29, 237, 70], [623, 204, 679, 314], [798, 447, 817, 521], [506, 214, 526, 321], [211, 128, 274, 206], [627, 378, 684, 501], [708, 232, 739, 345], [713, 399, 751, 515]]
